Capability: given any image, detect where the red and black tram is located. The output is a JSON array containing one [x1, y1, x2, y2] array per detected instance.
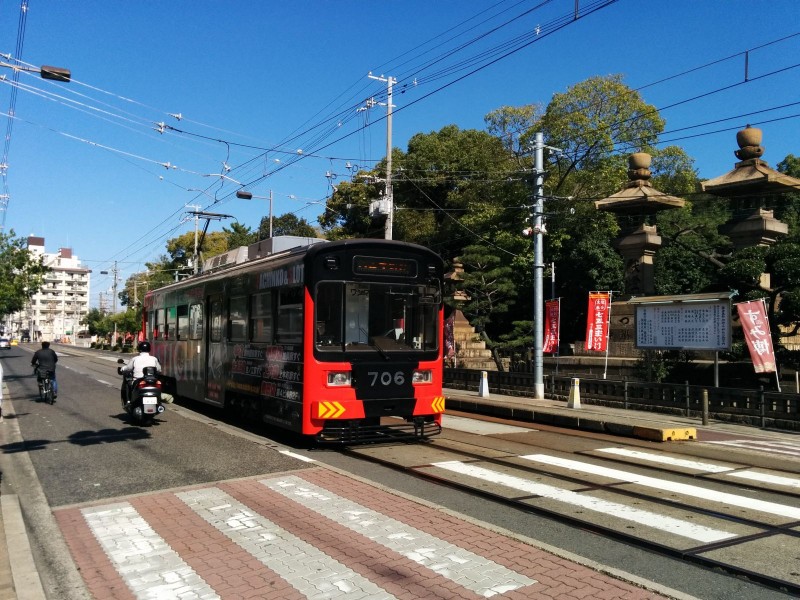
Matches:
[[142, 237, 445, 442]]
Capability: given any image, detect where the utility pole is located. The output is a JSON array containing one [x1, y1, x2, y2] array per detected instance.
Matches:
[[532, 132, 545, 400], [112, 261, 118, 313], [185, 204, 201, 274], [368, 73, 395, 240]]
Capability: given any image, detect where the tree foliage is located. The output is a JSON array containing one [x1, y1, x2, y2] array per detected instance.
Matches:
[[223, 222, 257, 248], [259, 213, 318, 239], [0, 230, 50, 319]]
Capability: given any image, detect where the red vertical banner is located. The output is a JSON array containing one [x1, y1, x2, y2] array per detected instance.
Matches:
[[543, 299, 560, 354], [737, 299, 777, 373], [585, 292, 610, 352]]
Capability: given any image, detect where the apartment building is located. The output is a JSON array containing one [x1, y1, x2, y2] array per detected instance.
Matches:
[[15, 236, 91, 341]]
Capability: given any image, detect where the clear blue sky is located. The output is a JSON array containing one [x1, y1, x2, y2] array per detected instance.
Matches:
[[1, 1, 798, 306]]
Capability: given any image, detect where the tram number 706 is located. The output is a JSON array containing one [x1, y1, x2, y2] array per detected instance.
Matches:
[[368, 371, 405, 386]]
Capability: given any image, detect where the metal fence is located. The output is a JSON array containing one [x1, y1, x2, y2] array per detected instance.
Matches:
[[444, 368, 800, 431]]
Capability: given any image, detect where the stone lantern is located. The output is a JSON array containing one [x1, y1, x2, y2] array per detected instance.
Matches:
[[596, 153, 685, 296], [701, 126, 800, 288], [701, 126, 794, 252]]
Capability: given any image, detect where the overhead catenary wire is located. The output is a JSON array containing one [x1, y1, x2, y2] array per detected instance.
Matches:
[[2, 3, 798, 281]]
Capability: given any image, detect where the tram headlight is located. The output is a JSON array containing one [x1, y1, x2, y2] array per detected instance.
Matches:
[[412, 369, 432, 384], [327, 371, 352, 386]]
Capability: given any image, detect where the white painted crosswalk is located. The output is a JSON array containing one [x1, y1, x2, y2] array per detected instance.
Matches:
[[179, 486, 396, 600], [430, 445, 800, 548], [77, 474, 538, 599], [595, 446, 800, 490], [520, 453, 800, 520], [264, 476, 537, 597], [704, 438, 800, 458], [82, 501, 220, 599], [433, 460, 737, 543]]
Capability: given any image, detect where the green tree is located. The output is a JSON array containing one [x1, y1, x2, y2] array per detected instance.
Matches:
[[223, 221, 257, 248], [777, 154, 800, 178], [167, 230, 228, 272], [260, 213, 318, 239], [456, 244, 518, 369], [0, 230, 50, 319], [82, 308, 107, 336], [538, 74, 665, 198]]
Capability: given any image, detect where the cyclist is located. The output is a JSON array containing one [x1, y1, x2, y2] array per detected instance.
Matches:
[[31, 340, 59, 398]]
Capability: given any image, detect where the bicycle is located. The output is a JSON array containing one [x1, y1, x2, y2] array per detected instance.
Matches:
[[35, 368, 55, 404]]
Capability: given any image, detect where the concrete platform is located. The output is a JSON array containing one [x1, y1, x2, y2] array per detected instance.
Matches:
[[444, 387, 701, 443]]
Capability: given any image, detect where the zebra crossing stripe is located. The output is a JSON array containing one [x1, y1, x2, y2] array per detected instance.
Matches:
[[176, 487, 396, 600], [522, 454, 800, 520], [262, 475, 537, 597], [596, 447, 800, 490], [595, 447, 734, 473], [432, 461, 736, 544], [727, 470, 800, 489], [82, 502, 219, 599], [706, 439, 800, 457]]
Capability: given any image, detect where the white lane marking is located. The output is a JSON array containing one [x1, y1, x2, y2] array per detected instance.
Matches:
[[178, 487, 396, 600], [97, 355, 124, 362], [82, 502, 219, 599], [595, 447, 734, 473], [433, 461, 735, 544], [263, 475, 537, 597], [96, 379, 115, 387], [278, 449, 316, 463], [596, 446, 800, 490], [522, 454, 800, 520], [443, 414, 533, 435]]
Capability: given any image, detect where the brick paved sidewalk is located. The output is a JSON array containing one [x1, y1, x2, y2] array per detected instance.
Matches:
[[55, 467, 674, 599]]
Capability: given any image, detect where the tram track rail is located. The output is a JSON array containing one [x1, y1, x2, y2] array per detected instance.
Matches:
[[342, 434, 800, 597]]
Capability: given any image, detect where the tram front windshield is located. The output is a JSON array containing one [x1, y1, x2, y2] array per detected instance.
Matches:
[[315, 282, 440, 353]]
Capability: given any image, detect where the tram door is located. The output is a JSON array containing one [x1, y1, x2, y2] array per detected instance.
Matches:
[[206, 295, 226, 406]]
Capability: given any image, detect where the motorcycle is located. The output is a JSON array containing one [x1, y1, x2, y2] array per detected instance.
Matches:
[[117, 358, 165, 424]]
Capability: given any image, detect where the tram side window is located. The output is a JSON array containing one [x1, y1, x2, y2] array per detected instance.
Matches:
[[189, 303, 203, 340], [165, 307, 177, 340], [251, 292, 273, 343], [210, 300, 223, 342], [277, 286, 303, 344], [154, 309, 164, 340], [177, 305, 189, 339], [229, 296, 248, 341], [315, 283, 343, 348]]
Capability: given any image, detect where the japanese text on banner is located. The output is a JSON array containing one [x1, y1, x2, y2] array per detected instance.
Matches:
[[543, 299, 560, 354], [585, 292, 610, 352], [736, 299, 776, 373]]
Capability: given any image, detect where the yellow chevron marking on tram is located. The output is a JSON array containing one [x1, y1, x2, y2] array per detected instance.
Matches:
[[318, 401, 346, 419], [431, 396, 446, 413]]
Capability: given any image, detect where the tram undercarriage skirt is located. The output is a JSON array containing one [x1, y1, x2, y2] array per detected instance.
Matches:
[[317, 417, 441, 444]]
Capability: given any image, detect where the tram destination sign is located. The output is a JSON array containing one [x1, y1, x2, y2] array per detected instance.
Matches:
[[632, 296, 731, 351]]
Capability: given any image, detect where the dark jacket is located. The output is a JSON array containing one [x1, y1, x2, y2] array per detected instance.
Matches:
[[31, 348, 58, 372]]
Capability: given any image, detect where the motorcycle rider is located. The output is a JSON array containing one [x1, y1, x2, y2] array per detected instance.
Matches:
[[31, 340, 59, 398], [120, 341, 161, 403], [121, 340, 161, 378]]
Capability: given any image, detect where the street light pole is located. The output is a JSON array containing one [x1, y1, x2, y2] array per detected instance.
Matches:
[[236, 190, 273, 238]]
